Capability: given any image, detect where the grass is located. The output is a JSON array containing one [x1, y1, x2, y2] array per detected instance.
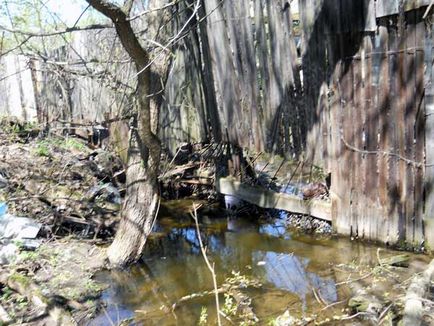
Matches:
[[34, 137, 86, 157]]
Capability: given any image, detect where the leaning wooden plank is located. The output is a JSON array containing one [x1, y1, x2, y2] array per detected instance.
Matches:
[[216, 177, 331, 221]]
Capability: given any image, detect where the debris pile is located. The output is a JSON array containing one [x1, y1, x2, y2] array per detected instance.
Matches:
[[159, 142, 219, 200], [0, 125, 124, 241], [0, 121, 120, 324]]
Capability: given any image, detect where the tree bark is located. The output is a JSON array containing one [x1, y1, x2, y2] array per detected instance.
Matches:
[[86, 0, 161, 266]]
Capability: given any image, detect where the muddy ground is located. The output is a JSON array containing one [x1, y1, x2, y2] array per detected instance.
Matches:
[[0, 121, 218, 325], [0, 121, 125, 325]]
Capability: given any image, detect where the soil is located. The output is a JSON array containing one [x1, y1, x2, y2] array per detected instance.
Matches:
[[0, 121, 122, 324]]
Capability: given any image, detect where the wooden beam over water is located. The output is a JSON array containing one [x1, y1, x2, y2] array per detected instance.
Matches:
[[216, 177, 332, 222]]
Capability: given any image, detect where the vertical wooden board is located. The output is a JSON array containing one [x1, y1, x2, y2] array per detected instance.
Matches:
[[413, 19, 424, 245], [327, 34, 343, 228], [424, 22, 434, 249], [337, 33, 355, 237], [388, 20, 403, 244], [363, 34, 378, 241], [203, 0, 242, 146], [274, 1, 299, 154], [226, 1, 255, 149], [397, 19, 408, 244], [364, 0, 376, 32], [261, 0, 282, 150], [267, 0, 298, 153], [352, 37, 363, 239], [197, 2, 221, 142], [413, 21, 425, 246], [254, 0, 269, 140], [240, 0, 263, 151], [221, 1, 247, 147], [321, 81, 329, 172], [376, 23, 390, 242], [404, 15, 416, 245]]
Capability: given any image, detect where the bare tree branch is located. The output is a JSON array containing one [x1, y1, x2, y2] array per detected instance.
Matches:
[[123, 0, 135, 15], [128, 0, 178, 21], [0, 23, 113, 37]]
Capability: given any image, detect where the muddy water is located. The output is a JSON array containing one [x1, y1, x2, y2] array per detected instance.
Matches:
[[90, 201, 430, 325]]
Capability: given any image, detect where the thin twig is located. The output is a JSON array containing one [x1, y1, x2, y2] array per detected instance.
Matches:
[[341, 135, 432, 168], [424, 0, 434, 19], [191, 203, 222, 326], [335, 271, 373, 286]]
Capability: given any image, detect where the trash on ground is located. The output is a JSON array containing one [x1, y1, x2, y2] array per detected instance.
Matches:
[[0, 214, 42, 239]]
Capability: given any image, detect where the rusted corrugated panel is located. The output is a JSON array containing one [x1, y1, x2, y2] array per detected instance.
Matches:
[[376, 0, 431, 18]]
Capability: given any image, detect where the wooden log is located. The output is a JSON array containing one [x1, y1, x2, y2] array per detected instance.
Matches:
[[402, 259, 434, 326], [379, 254, 410, 267], [216, 177, 331, 221]]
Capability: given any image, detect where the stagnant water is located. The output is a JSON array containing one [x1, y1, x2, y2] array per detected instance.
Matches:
[[90, 200, 430, 325]]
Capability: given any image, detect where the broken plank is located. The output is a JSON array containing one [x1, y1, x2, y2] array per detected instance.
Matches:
[[216, 177, 331, 221]]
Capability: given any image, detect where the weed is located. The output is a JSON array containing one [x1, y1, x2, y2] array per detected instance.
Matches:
[[35, 142, 50, 157], [222, 293, 237, 316], [199, 306, 208, 325], [18, 251, 39, 262], [0, 287, 13, 301]]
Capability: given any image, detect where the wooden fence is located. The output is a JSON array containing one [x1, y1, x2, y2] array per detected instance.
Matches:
[[180, 0, 432, 247], [298, 0, 430, 247], [2, 0, 434, 249]]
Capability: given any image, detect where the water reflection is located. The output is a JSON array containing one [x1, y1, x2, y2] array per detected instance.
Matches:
[[92, 211, 345, 325], [252, 251, 337, 309]]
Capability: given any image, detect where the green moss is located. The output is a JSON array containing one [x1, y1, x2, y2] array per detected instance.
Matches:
[[9, 272, 31, 288]]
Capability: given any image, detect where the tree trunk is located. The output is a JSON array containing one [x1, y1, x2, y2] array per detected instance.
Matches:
[[86, 0, 162, 266], [106, 127, 159, 264]]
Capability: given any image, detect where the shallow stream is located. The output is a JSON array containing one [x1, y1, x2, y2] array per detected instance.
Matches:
[[90, 200, 430, 325]]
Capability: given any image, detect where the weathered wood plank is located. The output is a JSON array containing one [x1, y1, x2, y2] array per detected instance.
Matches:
[[217, 177, 332, 221], [414, 19, 425, 245], [376, 22, 390, 242], [336, 33, 354, 236], [404, 16, 416, 244], [388, 19, 403, 244], [397, 17, 408, 243], [424, 21, 434, 248], [364, 34, 377, 241], [352, 38, 363, 239], [328, 33, 342, 229], [203, 0, 240, 144], [376, 0, 431, 18]]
